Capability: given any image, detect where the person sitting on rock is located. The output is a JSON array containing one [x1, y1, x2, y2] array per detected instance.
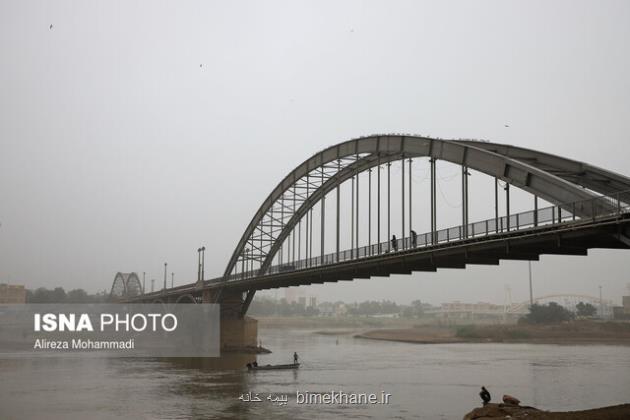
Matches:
[[479, 386, 491, 406]]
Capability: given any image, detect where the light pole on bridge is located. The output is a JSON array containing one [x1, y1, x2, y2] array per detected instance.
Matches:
[[197, 246, 206, 283], [197, 248, 202, 282], [201, 246, 205, 281]]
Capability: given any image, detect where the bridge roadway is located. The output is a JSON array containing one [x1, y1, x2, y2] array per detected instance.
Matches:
[[127, 212, 630, 309]]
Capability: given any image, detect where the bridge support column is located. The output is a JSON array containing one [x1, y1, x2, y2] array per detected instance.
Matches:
[[220, 316, 258, 352], [205, 289, 259, 352]]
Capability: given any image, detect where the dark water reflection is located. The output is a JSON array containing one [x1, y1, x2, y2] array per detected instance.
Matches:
[[1, 327, 630, 419]]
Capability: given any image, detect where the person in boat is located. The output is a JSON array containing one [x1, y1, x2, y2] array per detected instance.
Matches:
[[293, 352, 299, 364], [391, 235, 398, 251], [479, 386, 491, 406]]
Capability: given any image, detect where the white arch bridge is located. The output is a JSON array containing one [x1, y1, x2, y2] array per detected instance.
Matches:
[[115, 135, 630, 319]]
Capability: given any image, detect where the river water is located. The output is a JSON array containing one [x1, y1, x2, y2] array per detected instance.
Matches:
[[1, 327, 629, 419]]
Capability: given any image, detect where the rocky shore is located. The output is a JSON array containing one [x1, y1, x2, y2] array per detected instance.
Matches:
[[464, 403, 630, 419]]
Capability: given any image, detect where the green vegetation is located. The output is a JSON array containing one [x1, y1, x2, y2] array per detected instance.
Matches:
[[520, 302, 574, 324], [454, 324, 532, 340], [26, 287, 108, 303], [455, 325, 532, 342], [249, 298, 319, 316], [504, 328, 531, 339], [347, 300, 400, 316], [576, 301, 598, 317], [400, 300, 424, 318], [249, 297, 427, 318], [455, 325, 482, 338]]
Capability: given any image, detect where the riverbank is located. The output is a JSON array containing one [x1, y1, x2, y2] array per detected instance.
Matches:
[[257, 315, 422, 329], [463, 403, 630, 419], [356, 321, 630, 345]]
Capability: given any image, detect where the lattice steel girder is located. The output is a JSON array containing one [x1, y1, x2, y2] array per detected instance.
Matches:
[[223, 135, 620, 279], [109, 272, 142, 299], [454, 140, 630, 199]]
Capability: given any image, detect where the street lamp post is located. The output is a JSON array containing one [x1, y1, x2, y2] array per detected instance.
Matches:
[[201, 246, 206, 282], [197, 248, 202, 283], [163, 262, 167, 290]]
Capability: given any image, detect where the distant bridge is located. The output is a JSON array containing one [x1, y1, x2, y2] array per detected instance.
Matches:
[[507, 294, 614, 314], [115, 135, 630, 319]]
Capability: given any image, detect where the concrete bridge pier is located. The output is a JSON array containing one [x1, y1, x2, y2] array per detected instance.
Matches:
[[202, 289, 258, 352]]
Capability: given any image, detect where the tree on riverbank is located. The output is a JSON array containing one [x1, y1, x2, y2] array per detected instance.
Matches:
[[26, 287, 108, 303], [520, 302, 574, 324], [576, 301, 597, 317], [347, 300, 399, 316], [401, 300, 424, 318], [249, 297, 320, 316]]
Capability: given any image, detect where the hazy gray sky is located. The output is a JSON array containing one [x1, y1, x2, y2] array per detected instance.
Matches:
[[1, 1, 629, 305]]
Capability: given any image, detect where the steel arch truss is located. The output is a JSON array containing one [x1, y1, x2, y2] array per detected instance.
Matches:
[[225, 136, 630, 282], [219, 136, 630, 315], [455, 140, 630, 201], [109, 272, 143, 300]]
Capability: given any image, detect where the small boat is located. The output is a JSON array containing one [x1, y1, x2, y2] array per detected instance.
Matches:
[[247, 363, 300, 371]]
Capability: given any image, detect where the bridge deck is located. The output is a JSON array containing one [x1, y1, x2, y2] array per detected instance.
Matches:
[[127, 213, 630, 303]]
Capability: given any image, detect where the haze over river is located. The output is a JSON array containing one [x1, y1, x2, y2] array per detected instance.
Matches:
[[1, 327, 629, 419]]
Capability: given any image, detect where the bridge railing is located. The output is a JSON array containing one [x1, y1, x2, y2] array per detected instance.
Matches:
[[235, 190, 630, 279]]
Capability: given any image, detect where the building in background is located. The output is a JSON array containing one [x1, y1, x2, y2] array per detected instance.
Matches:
[[284, 288, 298, 304], [613, 296, 630, 320], [284, 288, 317, 309], [317, 301, 347, 317], [0, 283, 26, 303]]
